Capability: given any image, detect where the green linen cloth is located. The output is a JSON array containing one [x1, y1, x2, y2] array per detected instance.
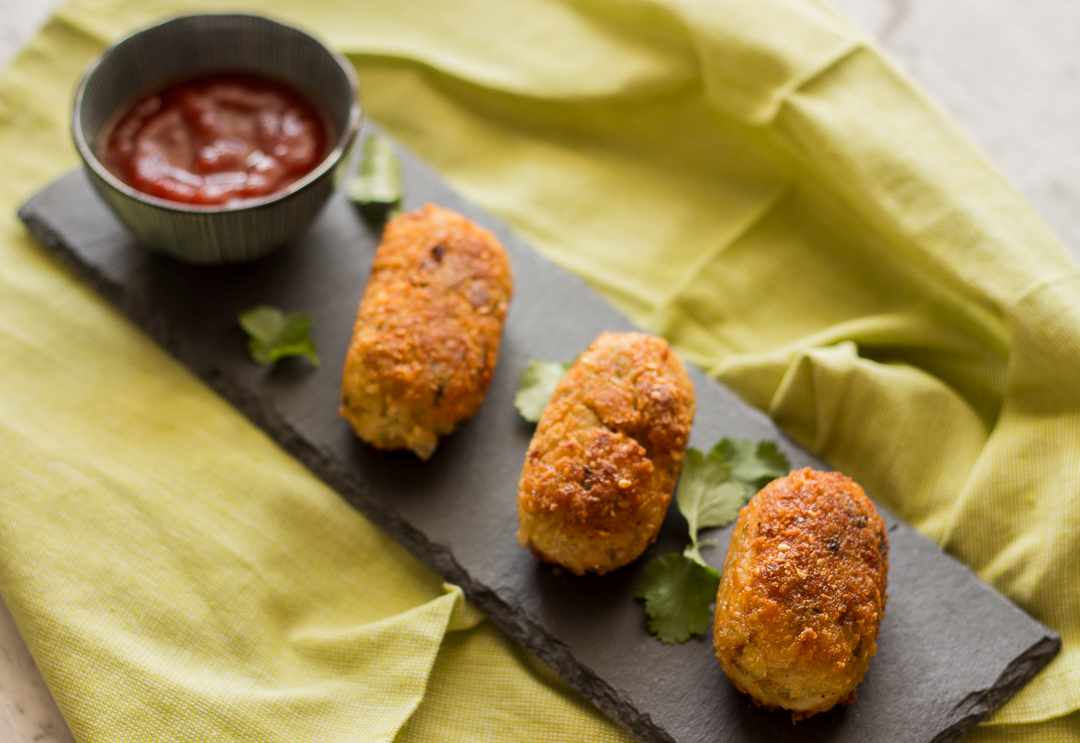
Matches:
[[0, 0, 1077, 741]]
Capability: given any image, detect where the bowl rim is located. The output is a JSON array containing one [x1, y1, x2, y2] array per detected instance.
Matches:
[[71, 12, 362, 214]]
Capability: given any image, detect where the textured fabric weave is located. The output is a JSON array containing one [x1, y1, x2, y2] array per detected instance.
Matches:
[[0, 0, 1076, 741]]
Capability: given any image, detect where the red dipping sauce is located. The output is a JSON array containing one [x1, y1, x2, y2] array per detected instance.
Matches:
[[100, 73, 328, 206]]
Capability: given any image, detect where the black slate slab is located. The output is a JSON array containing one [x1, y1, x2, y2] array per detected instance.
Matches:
[[18, 145, 1060, 743]]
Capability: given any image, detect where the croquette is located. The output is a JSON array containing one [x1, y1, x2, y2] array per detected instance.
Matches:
[[516, 332, 696, 576], [713, 468, 888, 720], [340, 204, 513, 459]]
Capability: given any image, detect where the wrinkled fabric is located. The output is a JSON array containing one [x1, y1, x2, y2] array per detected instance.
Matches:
[[0, 0, 1076, 741]]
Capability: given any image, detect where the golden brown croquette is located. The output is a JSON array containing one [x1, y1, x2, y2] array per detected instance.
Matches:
[[713, 468, 889, 721], [340, 204, 513, 459], [516, 332, 696, 575]]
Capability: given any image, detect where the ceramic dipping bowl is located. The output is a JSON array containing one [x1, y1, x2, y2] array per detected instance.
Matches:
[[72, 13, 361, 264]]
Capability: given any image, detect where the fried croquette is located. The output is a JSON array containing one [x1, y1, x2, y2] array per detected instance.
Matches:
[[713, 468, 888, 720], [340, 204, 513, 459], [516, 332, 696, 575]]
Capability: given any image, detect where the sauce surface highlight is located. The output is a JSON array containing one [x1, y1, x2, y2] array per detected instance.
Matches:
[[100, 73, 327, 205]]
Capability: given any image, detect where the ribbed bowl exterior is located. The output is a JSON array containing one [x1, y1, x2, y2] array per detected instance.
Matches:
[[72, 14, 361, 264]]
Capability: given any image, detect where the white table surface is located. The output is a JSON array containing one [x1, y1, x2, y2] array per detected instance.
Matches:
[[1, 2, 1077, 741]]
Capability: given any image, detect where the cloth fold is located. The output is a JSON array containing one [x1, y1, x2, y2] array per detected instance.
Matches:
[[0, 0, 1077, 740]]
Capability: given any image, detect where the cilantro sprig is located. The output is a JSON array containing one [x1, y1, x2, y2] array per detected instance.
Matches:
[[514, 360, 571, 423], [238, 305, 319, 366], [347, 133, 404, 219], [636, 438, 789, 644]]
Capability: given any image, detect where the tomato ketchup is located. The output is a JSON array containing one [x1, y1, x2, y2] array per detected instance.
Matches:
[[100, 73, 328, 206]]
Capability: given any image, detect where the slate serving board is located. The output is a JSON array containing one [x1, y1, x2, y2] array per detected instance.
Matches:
[[19, 141, 1060, 743]]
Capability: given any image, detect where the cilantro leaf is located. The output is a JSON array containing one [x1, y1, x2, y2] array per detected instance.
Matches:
[[715, 438, 790, 494], [238, 306, 319, 366], [677, 448, 738, 541], [347, 133, 403, 211], [514, 360, 571, 423], [635, 552, 720, 644], [676, 438, 791, 550]]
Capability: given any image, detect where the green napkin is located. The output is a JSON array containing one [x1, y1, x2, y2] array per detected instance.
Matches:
[[0, 0, 1077, 741]]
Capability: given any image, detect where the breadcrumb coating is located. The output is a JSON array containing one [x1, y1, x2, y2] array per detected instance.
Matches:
[[713, 468, 888, 721], [340, 204, 513, 459], [516, 332, 696, 575]]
